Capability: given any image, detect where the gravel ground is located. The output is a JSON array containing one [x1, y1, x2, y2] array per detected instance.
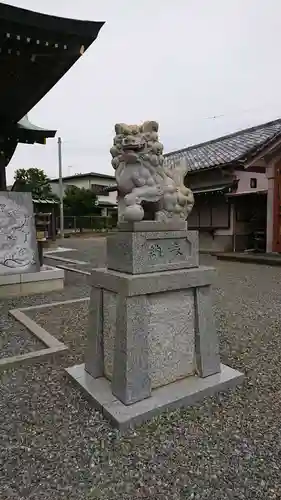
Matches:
[[26, 301, 90, 365], [1, 257, 281, 499], [0, 271, 90, 360], [0, 315, 44, 359]]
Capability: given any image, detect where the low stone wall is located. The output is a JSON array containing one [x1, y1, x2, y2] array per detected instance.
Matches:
[[0, 266, 64, 298]]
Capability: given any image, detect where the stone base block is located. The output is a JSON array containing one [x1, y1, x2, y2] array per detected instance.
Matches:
[[107, 228, 199, 274], [0, 265, 64, 298], [67, 363, 244, 430]]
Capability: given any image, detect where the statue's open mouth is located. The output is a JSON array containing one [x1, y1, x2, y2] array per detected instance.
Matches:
[[122, 135, 146, 152], [122, 143, 144, 152]]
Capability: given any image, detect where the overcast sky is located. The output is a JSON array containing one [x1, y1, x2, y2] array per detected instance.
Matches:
[[4, 0, 281, 184]]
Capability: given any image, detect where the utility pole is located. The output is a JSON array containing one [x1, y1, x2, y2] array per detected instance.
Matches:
[[58, 137, 64, 238]]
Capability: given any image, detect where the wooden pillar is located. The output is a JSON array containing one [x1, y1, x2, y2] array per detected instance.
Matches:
[[231, 202, 237, 252], [0, 154, 6, 190], [265, 156, 281, 253], [266, 161, 275, 253], [272, 159, 281, 253], [0, 139, 17, 191], [51, 207, 56, 241]]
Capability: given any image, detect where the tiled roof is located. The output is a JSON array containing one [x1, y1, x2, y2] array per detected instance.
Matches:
[[50, 172, 115, 182], [164, 118, 281, 172]]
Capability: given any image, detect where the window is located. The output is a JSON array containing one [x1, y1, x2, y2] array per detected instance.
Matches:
[[250, 178, 257, 189], [91, 184, 109, 196], [188, 194, 230, 229]]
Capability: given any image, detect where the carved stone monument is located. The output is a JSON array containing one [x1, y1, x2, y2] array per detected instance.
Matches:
[[67, 121, 243, 429], [0, 192, 39, 275], [0, 192, 64, 297]]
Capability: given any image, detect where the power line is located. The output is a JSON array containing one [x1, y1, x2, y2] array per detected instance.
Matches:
[[206, 102, 281, 121], [42, 101, 281, 151]]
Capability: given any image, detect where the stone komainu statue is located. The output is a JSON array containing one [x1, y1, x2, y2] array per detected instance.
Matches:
[[110, 121, 194, 223]]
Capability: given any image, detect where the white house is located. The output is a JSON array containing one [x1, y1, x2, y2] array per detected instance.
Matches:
[[49, 171, 117, 216]]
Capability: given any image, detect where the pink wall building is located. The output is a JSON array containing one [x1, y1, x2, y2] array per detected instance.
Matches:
[[235, 170, 268, 193], [164, 119, 279, 252]]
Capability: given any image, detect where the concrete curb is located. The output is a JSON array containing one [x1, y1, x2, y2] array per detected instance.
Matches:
[[1, 297, 89, 371], [216, 253, 281, 266], [43, 257, 91, 276], [44, 255, 88, 265]]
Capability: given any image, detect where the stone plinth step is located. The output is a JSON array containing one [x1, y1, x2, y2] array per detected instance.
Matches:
[[67, 363, 244, 431]]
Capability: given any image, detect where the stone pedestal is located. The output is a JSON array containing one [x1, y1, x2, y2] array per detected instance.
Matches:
[[67, 223, 243, 429]]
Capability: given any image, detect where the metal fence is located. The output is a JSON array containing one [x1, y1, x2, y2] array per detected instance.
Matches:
[[56, 214, 117, 233]]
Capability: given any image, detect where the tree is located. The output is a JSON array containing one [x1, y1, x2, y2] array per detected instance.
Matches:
[[63, 185, 99, 216], [13, 167, 57, 200]]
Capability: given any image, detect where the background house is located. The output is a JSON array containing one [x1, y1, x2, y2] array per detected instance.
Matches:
[[164, 119, 281, 252], [50, 172, 117, 216]]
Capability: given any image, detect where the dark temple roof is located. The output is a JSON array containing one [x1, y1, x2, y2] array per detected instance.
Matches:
[[164, 118, 281, 172], [0, 2, 104, 124], [15, 115, 56, 144]]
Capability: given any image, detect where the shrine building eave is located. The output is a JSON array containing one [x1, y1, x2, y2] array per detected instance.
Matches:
[[0, 115, 56, 165], [16, 115, 56, 145], [0, 2, 104, 124]]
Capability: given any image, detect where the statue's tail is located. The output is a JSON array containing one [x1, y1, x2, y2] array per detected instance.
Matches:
[[164, 157, 194, 214], [163, 157, 188, 186]]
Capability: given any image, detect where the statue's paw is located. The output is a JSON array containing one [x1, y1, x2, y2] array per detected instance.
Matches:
[[124, 204, 144, 222]]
